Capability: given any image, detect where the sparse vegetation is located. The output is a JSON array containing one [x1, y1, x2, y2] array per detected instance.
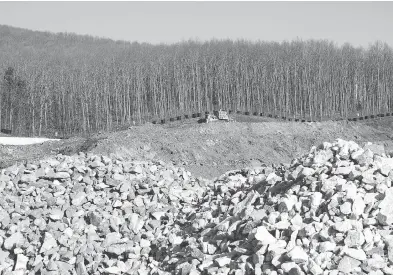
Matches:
[[1, 25, 393, 136]]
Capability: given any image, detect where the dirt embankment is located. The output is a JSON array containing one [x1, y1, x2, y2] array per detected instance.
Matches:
[[2, 116, 393, 179]]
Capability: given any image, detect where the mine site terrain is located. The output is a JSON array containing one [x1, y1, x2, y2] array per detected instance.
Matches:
[[2, 115, 393, 180], [2, 23, 393, 275]]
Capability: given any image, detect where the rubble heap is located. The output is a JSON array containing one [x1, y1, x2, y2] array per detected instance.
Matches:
[[165, 140, 393, 275], [2, 139, 393, 275], [0, 153, 207, 274]]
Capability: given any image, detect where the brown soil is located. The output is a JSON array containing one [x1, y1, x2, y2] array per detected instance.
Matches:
[[2, 115, 393, 179]]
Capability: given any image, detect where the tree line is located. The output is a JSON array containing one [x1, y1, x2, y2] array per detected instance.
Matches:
[[1, 25, 393, 136]]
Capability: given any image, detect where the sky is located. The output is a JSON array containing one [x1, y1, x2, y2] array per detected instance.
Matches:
[[0, 1, 392, 48]]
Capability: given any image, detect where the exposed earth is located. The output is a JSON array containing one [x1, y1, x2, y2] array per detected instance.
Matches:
[[1, 114, 393, 179]]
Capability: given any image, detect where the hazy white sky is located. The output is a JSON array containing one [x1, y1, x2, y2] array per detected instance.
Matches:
[[0, 1, 392, 47]]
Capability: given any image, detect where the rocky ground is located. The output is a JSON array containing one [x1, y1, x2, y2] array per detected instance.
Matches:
[[2, 138, 393, 274]]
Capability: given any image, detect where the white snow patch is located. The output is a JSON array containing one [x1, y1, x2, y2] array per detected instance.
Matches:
[[0, 137, 60, 145]]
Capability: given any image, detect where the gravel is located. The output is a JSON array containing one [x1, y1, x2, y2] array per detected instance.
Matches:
[[2, 139, 393, 274]]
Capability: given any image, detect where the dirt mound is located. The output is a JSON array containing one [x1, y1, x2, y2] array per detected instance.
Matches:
[[2, 117, 393, 179], [88, 118, 393, 179]]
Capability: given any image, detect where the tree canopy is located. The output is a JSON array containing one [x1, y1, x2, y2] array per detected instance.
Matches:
[[1, 25, 393, 136]]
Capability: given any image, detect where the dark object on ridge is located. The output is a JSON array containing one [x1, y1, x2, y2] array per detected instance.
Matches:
[[184, 115, 189, 119], [192, 114, 197, 118], [253, 112, 258, 116], [177, 116, 181, 121], [161, 119, 166, 124], [1, 129, 11, 134], [152, 121, 157, 124], [170, 118, 175, 122], [244, 111, 250, 115]]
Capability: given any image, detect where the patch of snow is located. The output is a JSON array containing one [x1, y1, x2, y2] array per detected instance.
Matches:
[[0, 137, 60, 145]]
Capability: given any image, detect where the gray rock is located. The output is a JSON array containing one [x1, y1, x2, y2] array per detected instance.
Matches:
[[352, 197, 366, 216], [378, 188, 393, 225], [308, 259, 323, 275], [334, 166, 353, 175], [104, 232, 122, 247], [40, 232, 57, 254], [87, 211, 102, 226], [3, 232, 25, 250], [343, 248, 367, 261], [254, 226, 277, 245], [20, 173, 37, 183], [340, 202, 352, 215], [287, 246, 308, 263], [383, 236, 393, 262], [215, 256, 231, 267], [313, 150, 333, 166], [14, 254, 28, 270], [362, 254, 386, 272], [338, 256, 361, 274], [310, 192, 323, 209], [54, 172, 70, 179], [0, 249, 9, 263], [47, 260, 58, 271], [104, 266, 122, 274], [333, 220, 352, 232], [129, 213, 144, 233], [49, 209, 64, 220], [344, 230, 365, 248], [364, 143, 385, 156], [71, 192, 87, 206], [318, 241, 336, 252]]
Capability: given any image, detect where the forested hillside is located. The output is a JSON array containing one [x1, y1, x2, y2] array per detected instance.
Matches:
[[1, 25, 393, 136]]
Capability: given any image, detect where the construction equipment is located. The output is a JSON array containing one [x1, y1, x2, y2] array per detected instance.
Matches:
[[216, 109, 229, 120], [205, 109, 232, 123], [205, 114, 218, 123]]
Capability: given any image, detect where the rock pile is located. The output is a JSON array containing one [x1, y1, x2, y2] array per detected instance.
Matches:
[[2, 139, 393, 275], [0, 152, 207, 274], [163, 140, 393, 275]]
